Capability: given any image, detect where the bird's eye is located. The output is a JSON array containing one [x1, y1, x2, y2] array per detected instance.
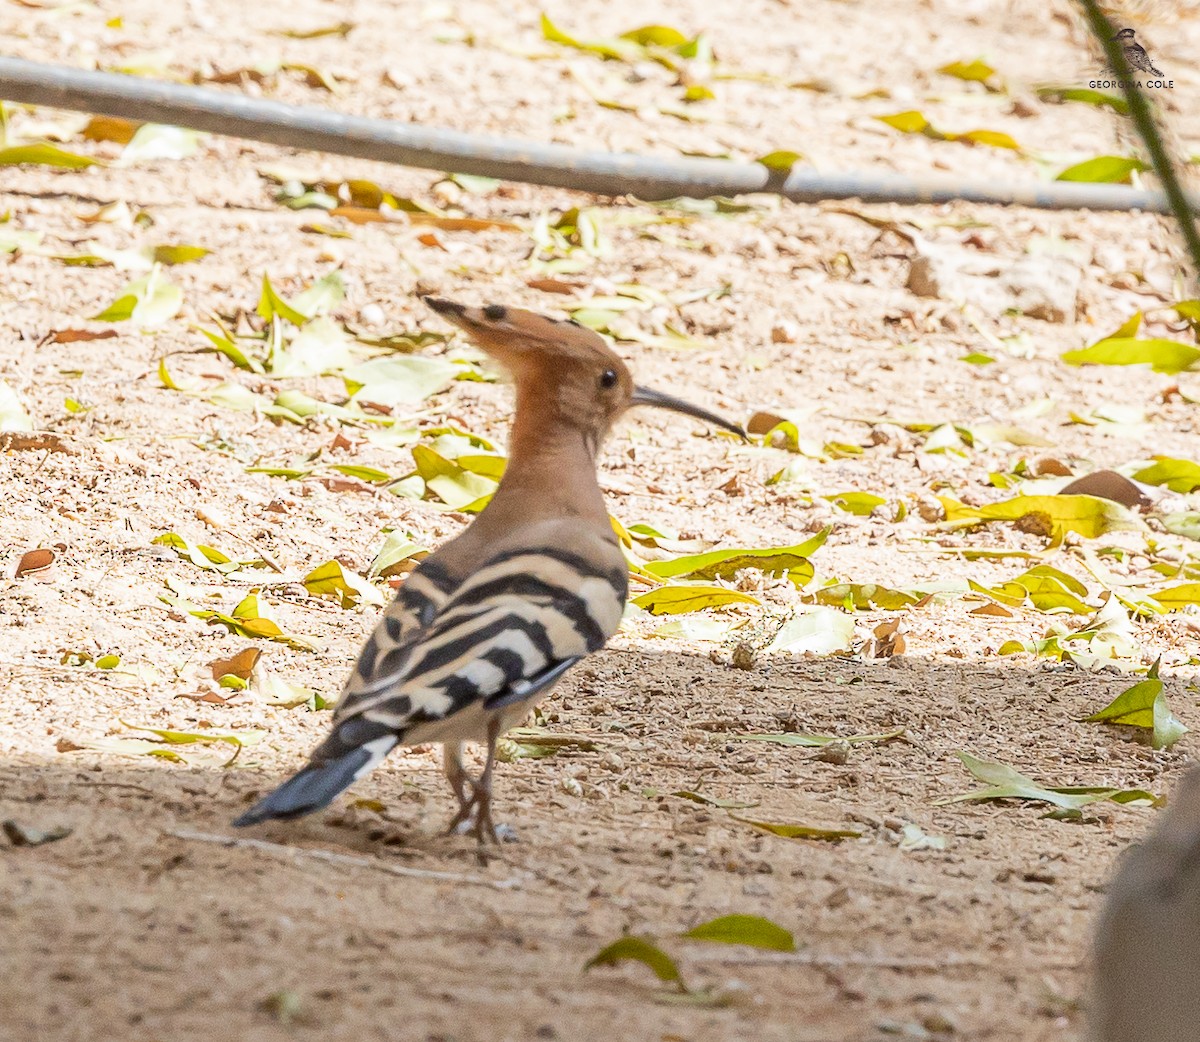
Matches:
[[599, 368, 618, 390]]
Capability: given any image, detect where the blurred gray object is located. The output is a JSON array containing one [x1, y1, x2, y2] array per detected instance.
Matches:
[[1092, 765, 1200, 1042]]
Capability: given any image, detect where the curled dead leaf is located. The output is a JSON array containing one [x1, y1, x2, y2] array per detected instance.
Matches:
[[209, 647, 261, 682], [1033, 457, 1074, 477], [14, 548, 55, 578], [1059, 470, 1151, 509]]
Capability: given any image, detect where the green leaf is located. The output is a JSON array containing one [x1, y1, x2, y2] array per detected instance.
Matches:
[[939, 494, 1136, 540], [274, 20, 354, 38], [584, 936, 684, 986], [540, 14, 640, 61], [732, 816, 861, 841], [620, 23, 689, 47], [0, 142, 98, 169], [290, 269, 345, 318], [1012, 564, 1094, 614], [120, 124, 201, 163], [153, 244, 209, 265], [1151, 583, 1200, 612], [644, 530, 826, 586], [681, 914, 795, 952], [767, 607, 855, 655], [271, 316, 354, 377], [1037, 86, 1128, 114], [161, 585, 316, 651], [256, 273, 309, 326], [730, 728, 906, 748], [1056, 155, 1148, 183], [152, 532, 245, 573], [756, 150, 802, 171], [959, 352, 995, 365], [669, 790, 758, 809], [935, 752, 1160, 810], [631, 585, 760, 615], [197, 325, 261, 372], [124, 720, 264, 749], [824, 491, 886, 516], [0, 379, 33, 431], [1062, 336, 1200, 374], [937, 58, 995, 81], [1085, 676, 1188, 750], [92, 265, 182, 328], [302, 560, 385, 608], [959, 129, 1019, 150], [1132, 457, 1200, 493], [876, 110, 931, 134], [345, 355, 461, 407], [368, 531, 428, 578]]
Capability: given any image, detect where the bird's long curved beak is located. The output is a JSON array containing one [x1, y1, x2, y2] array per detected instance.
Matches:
[[631, 386, 746, 439]]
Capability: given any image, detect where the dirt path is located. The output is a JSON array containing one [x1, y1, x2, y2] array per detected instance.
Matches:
[[3, 1, 1200, 1039]]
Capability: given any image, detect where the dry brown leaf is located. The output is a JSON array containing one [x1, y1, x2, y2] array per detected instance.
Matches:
[[747, 410, 788, 435], [871, 618, 906, 658], [82, 115, 140, 144], [526, 277, 585, 295], [1033, 457, 1073, 477], [1060, 470, 1150, 509], [14, 548, 55, 578], [41, 329, 120, 346], [209, 647, 261, 682]]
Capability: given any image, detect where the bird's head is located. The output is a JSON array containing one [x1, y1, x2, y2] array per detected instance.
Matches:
[[1111, 27, 1136, 40], [424, 297, 745, 447]]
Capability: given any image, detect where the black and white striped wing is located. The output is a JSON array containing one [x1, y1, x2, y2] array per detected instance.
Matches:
[[232, 544, 627, 826], [333, 556, 457, 724], [340, 546, 628, 741]]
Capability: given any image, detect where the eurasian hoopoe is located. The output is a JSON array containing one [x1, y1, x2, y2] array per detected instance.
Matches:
[[233, 296, 743, 841]]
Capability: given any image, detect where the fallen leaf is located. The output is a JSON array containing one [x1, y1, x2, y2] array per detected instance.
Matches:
[[767, 606, 855, 655], [680, 914, 795, 951], [2, 820, 72, 847], [631, 585, 760, 615], [14, 548, 55, 578], [584, 936, 684, 987], [1062, 337, 1200, 374], [1058, 470, 1149, 508], [935, 752, 1159, 811], [732, 816, 861, 841], [1085, 667, 1187, 750]]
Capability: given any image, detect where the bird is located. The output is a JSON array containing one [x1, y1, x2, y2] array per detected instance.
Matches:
[[233, 296, 744, 841], [1111, 27, 1164, 77]]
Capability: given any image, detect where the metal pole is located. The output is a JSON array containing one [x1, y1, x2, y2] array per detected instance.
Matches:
[[0, 56, 1183, 214]]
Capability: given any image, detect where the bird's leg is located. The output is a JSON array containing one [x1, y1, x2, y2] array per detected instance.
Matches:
[[443, 742, 476, 833], [470, 718, 503, 845]]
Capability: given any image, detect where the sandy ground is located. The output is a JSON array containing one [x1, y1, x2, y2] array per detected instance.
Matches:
[[4, 1, 1200, 1039]]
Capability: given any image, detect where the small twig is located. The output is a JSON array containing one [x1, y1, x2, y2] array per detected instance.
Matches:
[[1076, 0, 1200, 291], [166, 827, 526, 891]]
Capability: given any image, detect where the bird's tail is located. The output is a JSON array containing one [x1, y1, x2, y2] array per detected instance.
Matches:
[[232, 720, 398, 827]]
